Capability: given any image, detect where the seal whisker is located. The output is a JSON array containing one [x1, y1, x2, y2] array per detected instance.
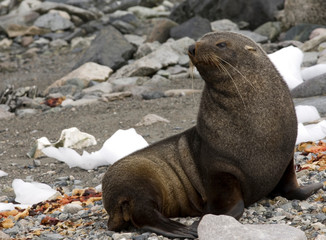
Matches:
[[214, 55, 257, 91], [218, 61, 247, 108]]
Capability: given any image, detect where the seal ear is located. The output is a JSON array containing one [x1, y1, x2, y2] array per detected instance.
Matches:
[[245, 45, 256, 52]]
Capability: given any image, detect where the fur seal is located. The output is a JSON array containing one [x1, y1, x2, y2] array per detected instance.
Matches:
[[102, 31, 323, 238]]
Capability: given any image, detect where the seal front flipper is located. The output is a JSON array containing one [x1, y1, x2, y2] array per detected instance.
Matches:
[[133, 209, 198, 239], [270, 159, 323, 200], [204, 172, 244, 219]]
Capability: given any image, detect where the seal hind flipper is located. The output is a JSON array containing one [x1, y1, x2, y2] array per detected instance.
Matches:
[[133, 209, 198, 239], [270, 159, 323, 200]]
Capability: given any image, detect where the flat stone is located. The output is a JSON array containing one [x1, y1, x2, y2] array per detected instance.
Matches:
[[198, 214, 307, 240], [61, 98, 98, 107], [74, 25, 135, 70], [15, 108, 39, 117], [44, 62, 113, 95], [124, 34, 145, 47], [5, 24, 50, 38]]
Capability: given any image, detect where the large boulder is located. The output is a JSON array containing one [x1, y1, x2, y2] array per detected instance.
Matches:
[[279, 0, 326, 29], [73, 25, 136, 70], [169, 0, 284, 30]]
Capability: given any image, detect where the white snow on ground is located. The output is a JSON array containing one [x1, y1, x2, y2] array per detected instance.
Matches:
[[42, 128, 149, 170]]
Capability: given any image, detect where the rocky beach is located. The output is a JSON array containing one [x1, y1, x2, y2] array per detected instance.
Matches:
[[1, 0, 326, 239]]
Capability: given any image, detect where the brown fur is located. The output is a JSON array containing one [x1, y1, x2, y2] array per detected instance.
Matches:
[[102, 32, 323, 239]]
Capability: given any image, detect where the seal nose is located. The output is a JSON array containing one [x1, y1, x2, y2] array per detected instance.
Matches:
[[188, 44, 196, 56]]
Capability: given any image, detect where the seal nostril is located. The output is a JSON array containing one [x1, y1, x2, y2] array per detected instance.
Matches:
[[188, 44, 196, 56]]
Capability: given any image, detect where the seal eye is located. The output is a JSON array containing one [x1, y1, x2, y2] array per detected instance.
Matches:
[[216, 42, 227, 48]]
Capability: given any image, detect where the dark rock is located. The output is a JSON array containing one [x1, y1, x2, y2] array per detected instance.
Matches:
[[42, 31, 72, 41], [169, 0, 284, 30], [73, 26, 136, 70], [146, 18, 178, 43], [291, 73, 326, 98], [170, 16, 211, 40], [282, 23, 326, 42]]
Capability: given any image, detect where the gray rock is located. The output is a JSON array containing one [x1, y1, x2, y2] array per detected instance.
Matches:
[[236, 30, 268, 43], [211, 19, 239, 32], [291, 73, 326, 98], [74, 26, 135, 70], [33, 1, 97, 22], [198, 214, 307, 240], [302, 52, 319, 67], [34, 12, 74, 31], [293, 96, 326, 115], [170, 16, 212, 40], [113, 37, 194, 78], [103, 0, 163, 13], [254, 21, 282, 41], [134, 41, 161, 59], [144, 74, 171, 87], [169, 0, 284, 30]]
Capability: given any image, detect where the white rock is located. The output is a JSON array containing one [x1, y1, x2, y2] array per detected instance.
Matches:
[[301, 64, 326, 81], [198, 214, 306, 240], [268, 46, 304, 90], [13, 179, 59, 205], [42, 128, 148, 170], [44, 62, 113, 94], [211, 19, 239, 32], [136, 114, 170, 126], [63, 203, 83, 214], [295, 105, 321, 123], [128, 6, 169, 19], [0, 170, 8, 177]]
